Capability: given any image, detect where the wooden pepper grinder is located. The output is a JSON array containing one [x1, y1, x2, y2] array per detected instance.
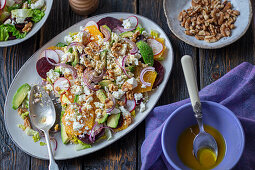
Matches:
[[69, 0, 99, 16]]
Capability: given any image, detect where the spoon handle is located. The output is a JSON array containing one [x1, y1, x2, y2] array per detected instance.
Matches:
[[181, 55, 202, 119], [44, 130, 59, 170]]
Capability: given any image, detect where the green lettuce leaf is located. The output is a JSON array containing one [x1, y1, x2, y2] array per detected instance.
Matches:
[[0, 24, 27, 41], [0, 26, 9, 41], [32, 9, 45, 23]]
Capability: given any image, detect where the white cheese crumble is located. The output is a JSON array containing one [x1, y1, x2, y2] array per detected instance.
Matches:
[[119, 106, 131, 117], [86, 96, 93, 104], [83, 86, 91, 95], [94, 102, 104, 109], [73, 121, 84, 131], [122, 18, 134, 29], [64, 35, 73, 44], [112, 89, 125, 99], [126, 77, 138, 88], [45, 84, 53, 91], [116, 75, 126, 85], [134, 93, 143, 102], [140, 102, 146, 112], [46, 69, 60, 82], [31, 0, 45, 9], [71, 85, 83, 95], [78, 94, 86, 102]]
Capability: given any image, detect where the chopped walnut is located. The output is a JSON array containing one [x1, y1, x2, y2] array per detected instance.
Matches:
[[179, 0, 240, 43], [118, 100, 126, 106], [84, 47, 93, 56], [105, 98, 114, 109], [94, 85, 101, 90], [108, 84, 118, 92], [94, 54, 100, 61], [22, 22, 33, 33], [126, 91, 134, 100], [75, 64, 85, 74], [111, 43, 122, 52], [107, 70, 115, 80], [24, 117, 31, 128], [131, 30, 140, 42], [18, 108, 27, 115], [121, 82, 133, 92]]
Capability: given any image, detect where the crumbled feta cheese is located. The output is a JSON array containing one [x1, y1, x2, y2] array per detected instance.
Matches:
[[4, 19, 12, 25], [122, 18, 134, 29], [64, 35, 73, 44], [83, 86, 91, 95], [119, 44, 127, 56], [65, 114, 75, 122], [16, 17, 26, 24], [127, 54, 139, 65], [119, 106, 131, 116], [94, 102, 104, 109], [82, 103, 93, 110], [142, 31, 149, 38], [77, 115, 82, 121], [45, 84, 53, 91], [80, 26, 85, 31], [73, 121, 84, 131], [126, 77, 138, 88], [141, 84, 147, 88], [134, 93, 143, 102], [61, 52, 74, 63], [112, 89, 125, 99], [86, 96, 93, 104], [78, 94, 86, 102], [73, 32, 83, 43], [71, 85, 83, 95], [31, 0, 45, 9], [46, 69, 60, 82], [60, 66, 72, 74], [116, 75, 125, 85], [110, 108, 120, 115], [140, 102, 146, 112], [95, 109, 102, 118]]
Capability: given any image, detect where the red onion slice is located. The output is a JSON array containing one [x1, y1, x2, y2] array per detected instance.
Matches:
[[67, 42, 85, 51], [50, 137, 58, 151], [83, 69, 98, 91], [100, 26, 111, 42], [42, 50, 60, 63], [127, 16, 139, 28], [123, 38, 138, 54], [140, 67, 155, 87], [88, 68, 106, 83], [57, 63, 78, 79]]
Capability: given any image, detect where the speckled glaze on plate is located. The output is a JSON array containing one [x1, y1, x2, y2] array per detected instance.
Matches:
[[4, 13, 174, 160], [163, 0, 252, 49], [0, 0, 53, 47]]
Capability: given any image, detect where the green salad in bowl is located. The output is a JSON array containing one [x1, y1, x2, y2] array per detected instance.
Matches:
[[0, 0, 46, 41]]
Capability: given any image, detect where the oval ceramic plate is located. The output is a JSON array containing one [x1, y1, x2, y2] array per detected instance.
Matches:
[[0, 0, 53, 47], [4, 13, 174, 160], [163, 0, 252, 49]]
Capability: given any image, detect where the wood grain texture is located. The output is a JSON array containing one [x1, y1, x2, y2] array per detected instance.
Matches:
[[1, 0, 254, 169]]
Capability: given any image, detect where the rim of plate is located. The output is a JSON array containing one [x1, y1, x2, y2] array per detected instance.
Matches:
[[163, 0, 252, 49], [4, 12, 174, 160], [0, 0, 53, 47]]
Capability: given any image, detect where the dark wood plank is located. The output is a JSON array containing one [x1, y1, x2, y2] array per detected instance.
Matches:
[[138, 0, 198, 169]]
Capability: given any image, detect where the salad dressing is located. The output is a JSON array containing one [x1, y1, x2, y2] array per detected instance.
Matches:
[[177, 125, 225, 170]]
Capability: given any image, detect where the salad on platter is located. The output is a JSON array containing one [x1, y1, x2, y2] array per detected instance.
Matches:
[[0, 0, 46, 41], [12, 16, 167, 151]]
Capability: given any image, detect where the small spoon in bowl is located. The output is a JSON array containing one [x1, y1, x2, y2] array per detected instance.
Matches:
[[29, 85, 59, 170], [181, 55, 218, 161]]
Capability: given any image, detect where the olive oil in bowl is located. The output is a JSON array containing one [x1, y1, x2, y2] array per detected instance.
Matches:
[[177, 125, 225, 170]]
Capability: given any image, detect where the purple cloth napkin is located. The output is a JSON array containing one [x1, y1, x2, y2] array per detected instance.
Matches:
[[141, 62, 255, 170]]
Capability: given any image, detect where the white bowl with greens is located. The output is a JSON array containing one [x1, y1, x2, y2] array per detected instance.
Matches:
[[0, 0, 53, 47]]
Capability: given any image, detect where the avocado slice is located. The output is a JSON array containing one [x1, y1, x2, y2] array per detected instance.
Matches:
[[60, 111, 69, 144], [136, 41, 154, 66], [102, 25, 111, 32], [119, 31, 134, 38], [100, 50, 107, 66], [96, 110, 108, 124], [98, 80, 113, 89], [96, 89, 107, 103], [72, 50, 79, 66], [12, 83, 31, 110], [107, 113, 121, 128], [54, 67, 61, 74]]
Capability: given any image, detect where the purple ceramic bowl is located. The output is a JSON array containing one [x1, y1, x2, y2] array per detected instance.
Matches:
[[161, 101, 245, 170]]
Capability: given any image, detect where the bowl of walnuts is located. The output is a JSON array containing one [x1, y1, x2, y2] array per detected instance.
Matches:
[[163, 0, 252, 49]]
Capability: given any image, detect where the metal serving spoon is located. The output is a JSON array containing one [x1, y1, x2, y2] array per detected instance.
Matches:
[[29, 85, 59, 170], [181, 55, 218, 159]]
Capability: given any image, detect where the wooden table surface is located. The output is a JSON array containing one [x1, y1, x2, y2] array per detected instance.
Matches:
[[0, 0, 254, 169]]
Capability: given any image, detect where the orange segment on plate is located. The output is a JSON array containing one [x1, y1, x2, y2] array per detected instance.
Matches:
[[134, 68, 157, 93], [154, 38, 166, 61], [85, 25, 103, 40]]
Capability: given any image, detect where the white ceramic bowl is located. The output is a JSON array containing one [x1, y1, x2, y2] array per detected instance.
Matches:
[[0, 0, 53, 47], [163, 0, 252, 49]]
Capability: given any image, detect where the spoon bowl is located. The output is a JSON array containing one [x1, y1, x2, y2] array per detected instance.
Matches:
[[29, 85, 59, 170]]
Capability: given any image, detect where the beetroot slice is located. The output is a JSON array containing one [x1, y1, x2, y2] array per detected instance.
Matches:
[[77, 128, 105, 144], [36, 57, 56, 79], [97, 17, 122, 30], [153, 60, 165, 88]]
